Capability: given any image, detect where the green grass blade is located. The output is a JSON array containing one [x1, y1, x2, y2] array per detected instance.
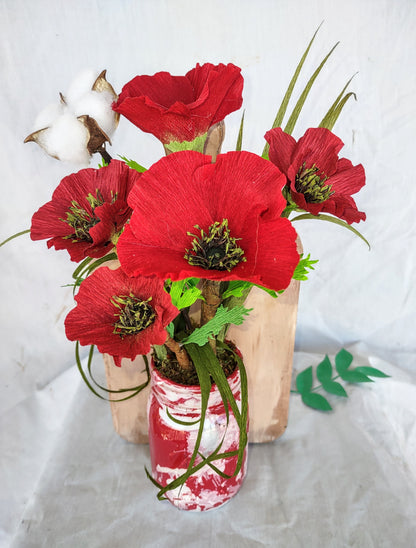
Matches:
[[236, 110, 245, 151], [319, 73, 357, 130], [291, 213, 370, 249], [0, 229, 30, 248], [262, 22, 323, 158], [283, 41, 339, 136]]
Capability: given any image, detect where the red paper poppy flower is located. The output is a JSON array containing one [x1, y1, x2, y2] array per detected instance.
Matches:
[[117, 150, 299, 292], [113, 63, 243, 144], [30, 160, 141, 262], [265, 127, 366, 224], [65, 266, 179, 366]]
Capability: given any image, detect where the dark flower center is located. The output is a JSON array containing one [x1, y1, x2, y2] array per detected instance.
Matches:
[[295, 163, 333, 204], [112, 293, 156, 338], [62, 189, 117, 242], [184, 219, 246, 272]]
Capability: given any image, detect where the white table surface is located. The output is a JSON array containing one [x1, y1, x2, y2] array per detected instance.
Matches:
[[2, 350, 415, 548]]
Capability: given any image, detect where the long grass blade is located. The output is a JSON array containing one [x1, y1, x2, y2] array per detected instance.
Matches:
[[0, 229, 30, 248], [236, 110, 245, 151], [291, 212, 370, 248], [283, 41, 339, 136], [262, 22, 323, 158], [319, 73, 357, 130]]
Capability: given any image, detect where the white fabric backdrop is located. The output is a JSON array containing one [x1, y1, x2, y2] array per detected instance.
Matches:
[[1, 0, 415, 545]]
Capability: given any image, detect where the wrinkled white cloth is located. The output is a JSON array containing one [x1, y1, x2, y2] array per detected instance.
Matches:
[[1, 350, 415, 548]]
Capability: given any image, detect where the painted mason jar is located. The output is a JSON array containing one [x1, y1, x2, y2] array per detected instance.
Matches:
[[147, 360, 248, 511]]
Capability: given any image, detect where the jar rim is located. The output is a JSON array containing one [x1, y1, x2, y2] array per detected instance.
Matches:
[[150, 344, 242, 392]]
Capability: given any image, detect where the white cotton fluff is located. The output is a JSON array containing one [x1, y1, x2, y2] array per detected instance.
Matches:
[[33, 102, 65, 130], [71, 90, 117, 138], [65, 69, 100, 104], [42, 113, 90, 165], [28, 69, 118, 165]]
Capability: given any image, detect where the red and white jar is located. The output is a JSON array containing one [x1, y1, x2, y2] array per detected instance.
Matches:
[[147, 360, 248, 511]]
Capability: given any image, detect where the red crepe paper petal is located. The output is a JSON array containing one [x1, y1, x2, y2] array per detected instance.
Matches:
[[113, 63, 243, 144], [65, 267, 179, 363], [117, 150, 299, 292], [267, 127, 366, 224], [30, 160, 140, 261]]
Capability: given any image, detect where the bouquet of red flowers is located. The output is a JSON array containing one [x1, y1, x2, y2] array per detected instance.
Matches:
[[12, 30, 367, 510]]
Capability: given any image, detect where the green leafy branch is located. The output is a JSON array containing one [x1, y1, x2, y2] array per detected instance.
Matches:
[[182, 305, 251, 347], [292, 349, 390, 411]]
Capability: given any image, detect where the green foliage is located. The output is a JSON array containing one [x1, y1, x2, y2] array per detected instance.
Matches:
[[236, 110, 245, 152], [119, 155, 147, 172], [68, 252, 118, 294], [293, 254, 318, 281], [291, 212, 371, 249], [283, 42, 339, 136], [167, 278, 203, 310], [262, 22, 323, 159], [293, 349, 390, 411], [75, 342, 150, 402], [182, 305, 251, 347], [319, 74, 357, 131], [0, 228, 30, 248]]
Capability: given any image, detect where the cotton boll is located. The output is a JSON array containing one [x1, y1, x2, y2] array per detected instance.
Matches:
[[71, 90, 117, 138], [33, 102, 65, 130], [44, 113, 90, 165], [65, 69, 100, 105], [26, 69, 118, 164]]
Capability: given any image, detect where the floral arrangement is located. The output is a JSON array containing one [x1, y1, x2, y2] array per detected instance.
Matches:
[[5, 29, 369, 505]]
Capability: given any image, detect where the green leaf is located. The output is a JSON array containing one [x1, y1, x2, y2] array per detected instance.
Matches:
[[335, 349, 372, 383], [301, 392, 332, 411], [296, 366, 313, 394], [119, 156, 147, 172], [321, 380, 348, 397], [166, 322, 174, 338], [221, 281, 252, 300], [316, 355, 333, 384], [168, 278, 203, 310], [338, 370, 373, 383], [335, 348, 354, 374], [291, 213, 370, 249], [182, 305, 251, 347], [236, 110, 245, 152], [262, 22, 323, 158], [292, 254, 318, 281], [253, 284, 280, 298], [283, 41, 339, 136], [354, 366, 390, 378]]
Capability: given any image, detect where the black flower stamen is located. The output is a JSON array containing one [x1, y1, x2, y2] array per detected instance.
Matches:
[[62, 189, 105, 242], [295, 162, 333, 203], [184, 219, 246, 272], [112, 293, 156, 338]]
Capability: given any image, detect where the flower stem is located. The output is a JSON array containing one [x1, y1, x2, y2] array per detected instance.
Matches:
[[164, 336, 192, 371], [200, 279, 222, 353]]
